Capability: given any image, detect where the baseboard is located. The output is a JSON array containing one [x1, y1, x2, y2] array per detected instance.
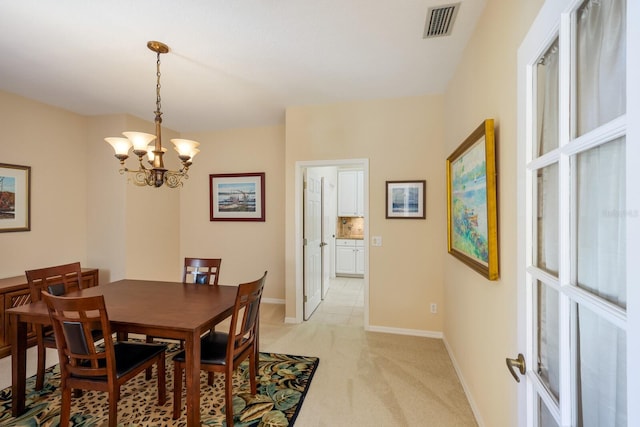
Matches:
[[442, 334, 484, 427], [284, 317, 300, 324], [366, 325, 443, 339], [262, 297, 285, 305]]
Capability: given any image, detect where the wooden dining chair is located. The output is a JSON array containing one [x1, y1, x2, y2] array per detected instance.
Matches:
[[183, 257, 222, 285], [42, 291, 167, 427], [25, 262, 86, 390], [172, 271, 267, 425], [145, 257, 223, 379]]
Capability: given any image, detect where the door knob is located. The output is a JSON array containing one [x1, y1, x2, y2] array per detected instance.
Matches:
[[506, 353, 526, 382]]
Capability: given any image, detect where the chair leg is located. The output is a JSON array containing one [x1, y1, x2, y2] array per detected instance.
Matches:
[[157, 354, 166, 405], [145, 336, 154, 380], [249, 350, 257, 394], [225, 367, 234, 427], [60, 386, 72, 427], [108, 387, 119, 427], [173, 362, 183, 419], [35, 343, 46, 390], [208, 371, 215, 386]]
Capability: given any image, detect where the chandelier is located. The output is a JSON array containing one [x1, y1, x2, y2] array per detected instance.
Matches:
[[105, 41, 200, 188]]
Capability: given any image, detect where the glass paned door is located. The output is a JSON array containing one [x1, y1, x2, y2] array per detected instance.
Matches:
[[518, 0, 631, 425]]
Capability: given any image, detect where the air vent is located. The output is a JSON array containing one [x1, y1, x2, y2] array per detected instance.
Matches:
[[423, 3, 460, 38]]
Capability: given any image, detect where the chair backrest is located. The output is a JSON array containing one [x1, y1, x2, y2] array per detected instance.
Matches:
[[227, 271, 267, 358], [42, 291, 116, 380], [183, 258, 222, 285], [25, 262, 83, 303]]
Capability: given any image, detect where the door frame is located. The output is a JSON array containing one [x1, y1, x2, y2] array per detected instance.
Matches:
[[293, 158, 369, 327]]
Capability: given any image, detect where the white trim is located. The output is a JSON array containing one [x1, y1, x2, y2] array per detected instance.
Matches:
[[284, 317, 300, 324], [262, 298, 285, 305], [442, 335, 484, 427], [366, 325, 442, 339]]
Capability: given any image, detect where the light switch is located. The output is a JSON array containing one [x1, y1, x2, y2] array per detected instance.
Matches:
[[371, 236, 382, 246]]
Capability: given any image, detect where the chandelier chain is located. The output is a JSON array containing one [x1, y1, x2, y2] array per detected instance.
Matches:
[[155, 52, 162, 116]]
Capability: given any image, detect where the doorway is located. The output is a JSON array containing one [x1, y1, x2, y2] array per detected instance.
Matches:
[[295, 159, 369, 327]]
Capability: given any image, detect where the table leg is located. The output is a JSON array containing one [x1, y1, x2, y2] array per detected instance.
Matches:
[[184, 332, 201, 427], [11, 316, 27, 416]]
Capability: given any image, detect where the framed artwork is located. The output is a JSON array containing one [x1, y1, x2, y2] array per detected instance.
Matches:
[[0, 163, 31, 232], [385, 180, 426, 219], [210, 172, 265, 221], [446, 119, 499, 280]]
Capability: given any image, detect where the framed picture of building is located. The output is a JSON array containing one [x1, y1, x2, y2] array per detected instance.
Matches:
[[209, 172, 265, 221]]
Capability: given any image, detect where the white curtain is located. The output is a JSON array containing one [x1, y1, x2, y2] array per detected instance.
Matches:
[[537, 40, 560, 406], [575, 0, 627, 426]]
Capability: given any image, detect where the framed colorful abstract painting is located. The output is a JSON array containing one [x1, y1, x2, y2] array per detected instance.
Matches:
[[446, 119, 498, 280]]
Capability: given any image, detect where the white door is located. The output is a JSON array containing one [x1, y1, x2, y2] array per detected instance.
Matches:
[[303, 168, 322, 319], [516, 0, 637, 425], [321, 176, 333, 299]]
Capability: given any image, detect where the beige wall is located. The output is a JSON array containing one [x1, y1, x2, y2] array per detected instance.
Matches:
[[441, 0, 544, 426], [1, 3, 552, 423], [0, 91, 88, 277], [180, 126, 286, 301], [284, 96, 446, 332]]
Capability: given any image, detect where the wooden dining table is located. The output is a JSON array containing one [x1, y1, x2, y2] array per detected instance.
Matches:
[[7, 278, 238, 427]]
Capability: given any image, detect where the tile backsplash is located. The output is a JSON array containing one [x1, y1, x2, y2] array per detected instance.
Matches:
[[336, 217, 364, 239]]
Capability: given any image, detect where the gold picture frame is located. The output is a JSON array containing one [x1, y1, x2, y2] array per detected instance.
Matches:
[[446, 119, 498, 280]]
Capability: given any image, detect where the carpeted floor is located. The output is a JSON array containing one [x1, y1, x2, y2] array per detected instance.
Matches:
[[0, 344, 319, 427]]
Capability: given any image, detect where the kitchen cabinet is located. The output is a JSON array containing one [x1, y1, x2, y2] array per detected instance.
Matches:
[[335, 239, 364, 276], [338, 170, 364, 217]]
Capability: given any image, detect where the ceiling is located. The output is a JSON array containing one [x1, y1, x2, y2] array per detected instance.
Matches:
[[0, 0, 485, 133]]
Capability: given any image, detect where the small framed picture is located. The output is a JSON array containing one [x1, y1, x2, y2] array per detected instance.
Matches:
[[0, 163, 31, 232], [385, 180, 426, 219], [209, 172, 265, 221]]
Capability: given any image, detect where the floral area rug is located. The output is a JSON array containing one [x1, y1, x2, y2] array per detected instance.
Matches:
[[0, 344, 319, 427]]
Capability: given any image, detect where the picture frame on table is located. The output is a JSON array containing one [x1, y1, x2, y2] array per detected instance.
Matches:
[[385, 180, 426, 219], [209, 172, 265, 222], [446, 119, 499, 280], [0, 163, 31, 233]]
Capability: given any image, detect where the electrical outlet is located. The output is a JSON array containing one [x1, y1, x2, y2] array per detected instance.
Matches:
[[430, 303, 437, 314], [371, 236, 382, 246]]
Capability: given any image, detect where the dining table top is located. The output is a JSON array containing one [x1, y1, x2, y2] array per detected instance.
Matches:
[[7, 279, 238, 332]]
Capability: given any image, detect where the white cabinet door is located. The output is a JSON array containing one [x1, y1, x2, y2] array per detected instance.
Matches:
[[356, 170, 364, 216], [338, 171, 358, 216], [335, 245, 356, 274], [355, 247, 364, 275], [338, 170, 363, 216]]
